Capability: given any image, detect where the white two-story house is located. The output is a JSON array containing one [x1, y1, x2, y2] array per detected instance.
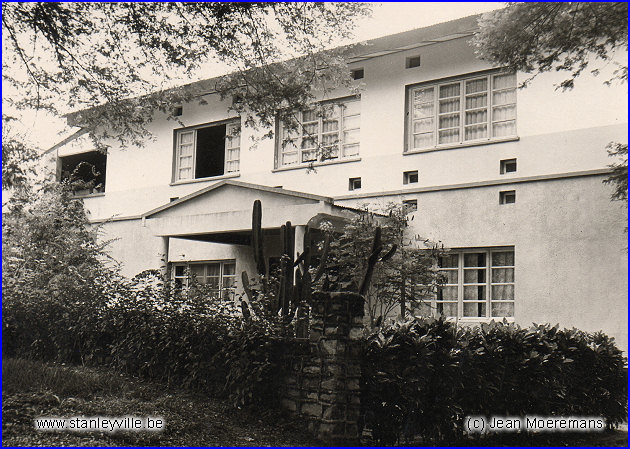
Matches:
[[48, 15, 628, 350]]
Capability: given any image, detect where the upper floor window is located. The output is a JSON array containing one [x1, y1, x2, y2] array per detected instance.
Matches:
[[407, 72, 516, 151], [174, 120, 240, 181], [277, 98, 360, 167]]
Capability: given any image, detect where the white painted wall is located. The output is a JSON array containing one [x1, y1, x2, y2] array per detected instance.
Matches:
[[53, 35, 627, 221]]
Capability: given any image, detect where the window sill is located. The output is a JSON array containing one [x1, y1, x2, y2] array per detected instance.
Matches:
[[272, 156, 361, 173], [404, 136, 519, 155], [170, 172, 240, 186], [451, 317, 516, 324], [70, 192, 105, 199]]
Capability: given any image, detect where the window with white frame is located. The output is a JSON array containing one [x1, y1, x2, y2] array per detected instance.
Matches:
[[407, 72, 517, 151], [277, 98, 360, 167], [172, 261, 236, 300], [419, 248, 515, 319], [174, 120, 240, 181]]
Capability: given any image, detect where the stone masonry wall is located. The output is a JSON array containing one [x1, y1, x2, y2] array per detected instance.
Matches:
[[281, 292, 364, 444]]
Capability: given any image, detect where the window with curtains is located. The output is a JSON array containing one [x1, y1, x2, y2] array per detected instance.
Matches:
[[174, 120, 240, 181], [277, 98, 360, 167], [417, 248, 515, 319], [407, 72, 517, 151], [172, 261, 236, 300]]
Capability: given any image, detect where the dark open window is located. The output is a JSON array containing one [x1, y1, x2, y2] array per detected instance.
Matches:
[[59, 151, 107, 195], [174, 120, 240, 181]]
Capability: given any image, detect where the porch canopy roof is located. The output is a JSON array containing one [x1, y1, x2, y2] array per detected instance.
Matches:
[[142, 180, 357, 244]]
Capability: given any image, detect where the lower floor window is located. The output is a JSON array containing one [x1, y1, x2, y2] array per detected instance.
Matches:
[[419, 248, 515, 319], [172, 260, 236, 300]]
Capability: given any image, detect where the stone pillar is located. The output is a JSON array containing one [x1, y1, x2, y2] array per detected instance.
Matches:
[[309, 291, 364, 444]]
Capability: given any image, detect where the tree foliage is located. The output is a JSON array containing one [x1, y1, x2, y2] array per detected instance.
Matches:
[[2, 2, 370, 152], [603, 142, 628, 202], [473, 2, 628, 90], [474, 3, 628, 207], [321, 205, 444, 325]]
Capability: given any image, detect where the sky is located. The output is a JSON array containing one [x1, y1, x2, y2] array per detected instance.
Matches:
[[16, 2, 506, 152]]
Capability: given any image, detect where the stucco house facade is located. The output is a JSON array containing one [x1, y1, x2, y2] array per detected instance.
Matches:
[[49, 15, 628, 350]]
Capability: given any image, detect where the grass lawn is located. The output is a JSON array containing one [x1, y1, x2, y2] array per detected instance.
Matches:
[[3, 358, 626, 447], [2, 358, 319, 447]]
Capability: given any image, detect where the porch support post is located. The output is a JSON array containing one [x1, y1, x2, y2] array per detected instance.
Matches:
[[159, 236, 170, 280]]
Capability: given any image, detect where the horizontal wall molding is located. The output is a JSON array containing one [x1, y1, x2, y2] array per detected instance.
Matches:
[[333, 168, 613, 201]]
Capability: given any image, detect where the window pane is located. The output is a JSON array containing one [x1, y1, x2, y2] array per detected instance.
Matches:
[[343, 129, 360, 144], [303, 109, 317, 122], [226, 160, 239, 173], [414, 103, 434, 119], [491, 302, 514, 317], [282, 152, 298, 165], [464, 285, 486, 300], [413, 133, 434, 148], [191, 265, 205, 282], [493, 89, 516, 106], [439, 83, 460, 98], [493, 73, 516, 90], [492, 251, 514, 266], [178, 156, 192, 168], [443, 270, 458, 284], [439, 99, 460, 114], [207, 264, 220, 276], [343, 115, 360, 130], [439, 113, 460, 129], [174, 266, 185, 276], [463, 302, 486, 317], [493, 121, 516, 137], [179, 131, 194, 144], [322, 119, 339, 133], [178, 144, 193, 156], [436, 302, 457, 317], [438, 129, 459, 144], [414, 87, 434, 103], [223, 263, 235, 275], [493, 105, 516, 121], [301, 136, 317, 149], [464, 253, 486, 267], [465, 110, 487, 125], [464, 269, 486, 283], [322, 104, 339, 119], [438, 286, 458, 301], [492, 268, 515, 283], [466, 78, 487, 94], [343, 100, 361, 116], [439, 254, 458, 268], [342, 144, 360, 157], [492, 284, 514, 300], [207, 278, 220, 291], [301, 150, 317, 162], [303, 123, 318, 135], [465, 93, 488, 109], [465, 124, 487, 140], [322, 133, 339, 146], [178, 168, 192, 179], [414, 118, 434, 133]]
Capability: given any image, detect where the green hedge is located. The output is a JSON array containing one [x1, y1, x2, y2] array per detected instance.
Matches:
[[361, 317, 628, 444], [2, 271, 293, 409]]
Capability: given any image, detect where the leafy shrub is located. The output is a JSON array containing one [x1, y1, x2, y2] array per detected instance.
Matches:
[[362, 317, 627, 444]]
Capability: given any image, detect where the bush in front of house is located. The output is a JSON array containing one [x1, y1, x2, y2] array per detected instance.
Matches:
[[361, 317, 627, 444]]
